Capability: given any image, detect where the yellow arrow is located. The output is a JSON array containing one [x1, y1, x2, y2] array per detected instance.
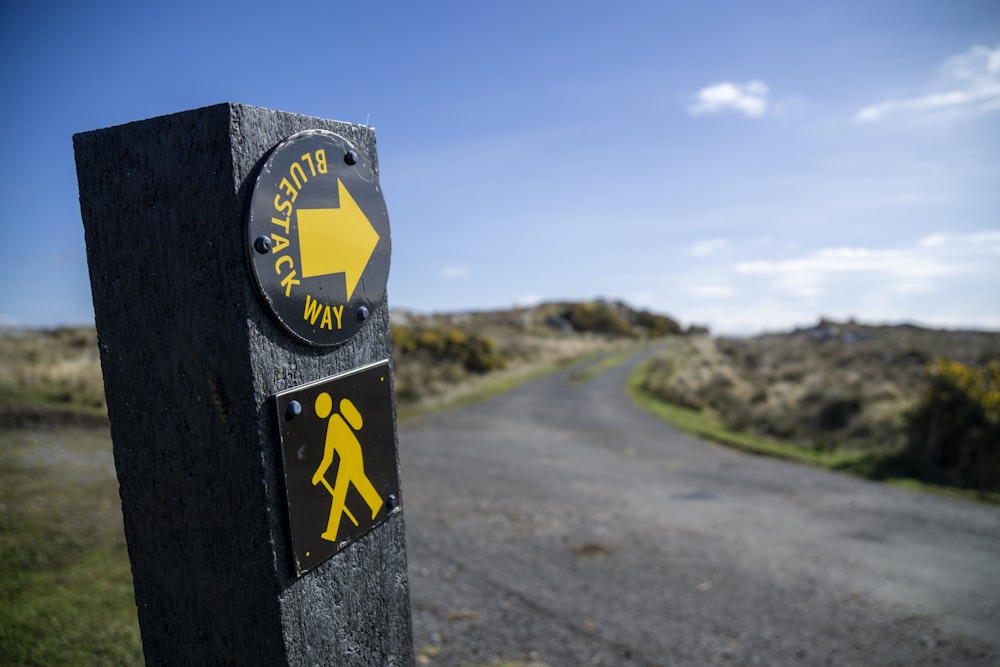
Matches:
[[296, 179, 380, 300]]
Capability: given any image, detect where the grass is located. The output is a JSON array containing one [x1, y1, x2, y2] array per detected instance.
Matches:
[[640, 324, 1000, 461], [0, 428, 143, 666], [568, 345, 648, 384], [627, 359, 875, 468], [627, 359, 1000, 504], [398, 345, 629, 422], [0, 327, 106, 414]]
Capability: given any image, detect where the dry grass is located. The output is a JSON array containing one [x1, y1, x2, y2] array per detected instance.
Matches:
[[0, 327, 106, 416], [644, 322, 1000, 449], [638, 320, 1000, 490], [390, 301, 678, 410], [0, 301, 680, 423]]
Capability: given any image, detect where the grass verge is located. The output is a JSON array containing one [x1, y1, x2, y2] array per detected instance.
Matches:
[[398, 346, 628, 422], [0, 428, 143, 667], [626, 360, 873, 468], [626, 359, 1000, 504], [568, 345, 648, 384]]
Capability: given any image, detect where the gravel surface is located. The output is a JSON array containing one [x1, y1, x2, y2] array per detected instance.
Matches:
[[399, 349, 1000, 667]]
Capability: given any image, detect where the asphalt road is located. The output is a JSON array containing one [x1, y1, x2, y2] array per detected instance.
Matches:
[[398, 348, 1000, 667]]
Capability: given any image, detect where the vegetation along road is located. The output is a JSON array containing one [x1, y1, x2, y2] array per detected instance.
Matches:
[[400, 348, 1000, 666]]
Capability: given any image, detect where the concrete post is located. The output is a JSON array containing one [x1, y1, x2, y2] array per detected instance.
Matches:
[[73, 104, 413, 666]]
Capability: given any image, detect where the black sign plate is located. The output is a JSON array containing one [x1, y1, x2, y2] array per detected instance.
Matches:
[[274, 360, 400, 576], [247, 130, 391, 346]]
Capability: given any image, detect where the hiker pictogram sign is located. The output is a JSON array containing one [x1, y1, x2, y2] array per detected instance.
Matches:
[[247, 129, 391, 347], [274, 361, 401, 576]]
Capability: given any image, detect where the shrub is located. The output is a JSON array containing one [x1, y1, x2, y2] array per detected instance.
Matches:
[[464, 337, 506, 373], [896, 359, 1000, 491], [800, 387, 863, 433], [390, 324, 417, 354], [640, 355, 705, 411], [561, 302, 634, 337], [417, 329, 447, 356], [391, 324, 507, 375], [634, 310, 682, 337]]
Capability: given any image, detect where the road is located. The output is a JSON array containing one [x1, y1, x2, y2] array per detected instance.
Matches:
[[398, 348, 1000, 666]]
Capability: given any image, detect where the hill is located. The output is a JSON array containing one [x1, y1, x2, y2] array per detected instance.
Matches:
[[0, 300, 685, 423]]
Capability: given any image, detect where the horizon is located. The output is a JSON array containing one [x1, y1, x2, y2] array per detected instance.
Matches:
[[388, 299, 1000, 337], [2, 1, 998, 336], [5, 296, 999, 338]]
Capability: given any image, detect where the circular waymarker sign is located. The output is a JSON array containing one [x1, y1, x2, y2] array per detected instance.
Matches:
[[247, 130, 391, 346]]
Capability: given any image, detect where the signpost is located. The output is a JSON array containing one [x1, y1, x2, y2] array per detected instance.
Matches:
[[74, 104, 414, 666]]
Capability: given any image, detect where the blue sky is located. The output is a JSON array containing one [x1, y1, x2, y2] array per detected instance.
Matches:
[[1, 1, 998, 334]]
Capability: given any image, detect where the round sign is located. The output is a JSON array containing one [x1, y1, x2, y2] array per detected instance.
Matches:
[[247, 130, 391, 346]]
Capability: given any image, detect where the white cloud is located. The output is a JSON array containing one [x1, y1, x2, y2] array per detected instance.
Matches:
[[734, 231, 1000, 298], [688, 80, 770, 118], [854, 43, 1000, 123], [514, 294, 542, 307], [684, 238, 728, 257], [663, 230, 1000, 334], [918, 230, 1000, 248], [438, 266, 470, 280]]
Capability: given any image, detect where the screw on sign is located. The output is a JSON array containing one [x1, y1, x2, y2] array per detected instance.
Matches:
[[247, 130, 391, 346]]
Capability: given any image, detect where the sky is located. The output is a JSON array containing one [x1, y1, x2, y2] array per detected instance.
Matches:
[[1, 1, 998, 335]]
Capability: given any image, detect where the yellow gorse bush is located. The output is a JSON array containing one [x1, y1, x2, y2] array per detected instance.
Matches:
[[390, 324, 506, 374], [929, 359, 1000, 424]]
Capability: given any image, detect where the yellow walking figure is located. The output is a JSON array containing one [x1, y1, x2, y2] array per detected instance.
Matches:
[[311, 392, 383, 543]]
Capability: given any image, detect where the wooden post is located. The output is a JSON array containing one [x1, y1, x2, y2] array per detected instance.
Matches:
[[73, 104, 414, 666]]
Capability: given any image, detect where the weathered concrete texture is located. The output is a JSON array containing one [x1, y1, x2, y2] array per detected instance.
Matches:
[[74, 104, 413, 666]]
